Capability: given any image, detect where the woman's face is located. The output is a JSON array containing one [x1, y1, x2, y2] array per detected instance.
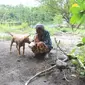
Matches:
[[36, 28, 44, 35]]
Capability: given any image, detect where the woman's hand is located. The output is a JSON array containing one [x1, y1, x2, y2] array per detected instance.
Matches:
[[37, 42, 43, 46]]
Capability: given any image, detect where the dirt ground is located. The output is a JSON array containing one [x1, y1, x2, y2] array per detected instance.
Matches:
[[0, 32, 85, 85]]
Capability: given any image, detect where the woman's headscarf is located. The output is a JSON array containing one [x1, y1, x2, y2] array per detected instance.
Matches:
[[35, 24, 45, 32], [35, 24, 45, 41]]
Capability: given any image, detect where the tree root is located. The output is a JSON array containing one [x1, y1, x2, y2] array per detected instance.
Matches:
[[63, 70, 70, 82]]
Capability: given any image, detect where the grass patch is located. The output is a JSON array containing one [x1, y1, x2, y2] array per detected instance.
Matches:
[[0, 24, 85, 40], [45, 27, 59, 35], [0, 36, 11, 40]]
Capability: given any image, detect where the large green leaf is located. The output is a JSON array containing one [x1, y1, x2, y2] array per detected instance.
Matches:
[[70, 4, 81, 14], [75, 0, 85, 10], [70, 14, 81, 24], [80, 14, 85, 23], [76, 0, 84, 3], [82, 1, 85, 10]]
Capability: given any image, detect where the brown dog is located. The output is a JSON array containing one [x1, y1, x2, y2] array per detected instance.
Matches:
[[8, 32, 31, 56]]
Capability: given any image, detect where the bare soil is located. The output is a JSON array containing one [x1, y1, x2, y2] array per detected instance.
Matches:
[[0, 32, 85, 85]]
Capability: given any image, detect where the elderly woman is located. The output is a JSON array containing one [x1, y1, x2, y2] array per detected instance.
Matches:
[[31, 24, 53, 58]]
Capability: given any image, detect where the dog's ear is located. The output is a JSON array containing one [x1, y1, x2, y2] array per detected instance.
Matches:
[[24, 34, 31, 39]]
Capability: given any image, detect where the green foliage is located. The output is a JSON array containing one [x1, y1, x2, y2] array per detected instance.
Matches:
[[39, 0, 75, 27], [53, 14, 63, 24], [0, 4, 55, 26], [71, 59, 78, 65], [70, 0, 85, 24]]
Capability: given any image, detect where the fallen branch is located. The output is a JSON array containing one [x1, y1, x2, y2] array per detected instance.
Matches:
[[54, 38, 67, 56], [54, 38, 68, 61], [25, 65, 56, 85]]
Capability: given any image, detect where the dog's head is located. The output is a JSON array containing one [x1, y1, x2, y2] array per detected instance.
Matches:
[[23, 35, 31, 44]]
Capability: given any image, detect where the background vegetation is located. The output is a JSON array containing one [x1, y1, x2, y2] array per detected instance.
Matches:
[[0, 0, 85, 40]]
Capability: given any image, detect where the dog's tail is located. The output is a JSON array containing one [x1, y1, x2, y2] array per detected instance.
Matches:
[[6, 32, 13, 36]]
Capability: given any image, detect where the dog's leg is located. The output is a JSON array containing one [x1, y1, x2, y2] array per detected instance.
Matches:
[[23, 44, 25, 55], [18, 46, 21, 56], [10, 39, 14, 53], [17, 46, 21, 56], [16, 44, 20, 56]]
